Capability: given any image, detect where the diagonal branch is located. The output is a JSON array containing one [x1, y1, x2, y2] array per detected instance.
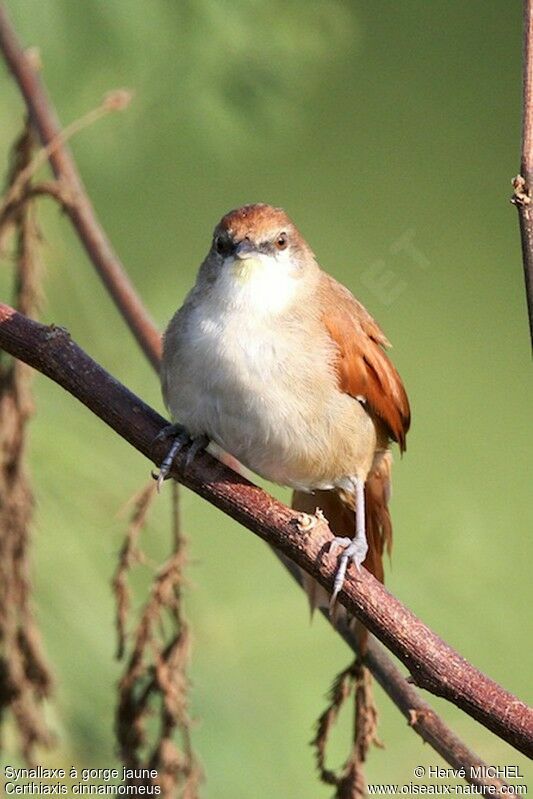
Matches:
[[0, 302, 531, 767], [279, 556, 510, 795], [0, 3, 161, 369]]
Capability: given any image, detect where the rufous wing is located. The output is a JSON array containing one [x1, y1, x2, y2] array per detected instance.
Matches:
[[318, 273, 410, 451]]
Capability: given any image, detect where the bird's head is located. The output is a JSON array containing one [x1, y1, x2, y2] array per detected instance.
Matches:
[[204, 203, 316, 313]]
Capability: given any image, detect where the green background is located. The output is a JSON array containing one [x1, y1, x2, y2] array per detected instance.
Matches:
[[1, 0, 532, 794]]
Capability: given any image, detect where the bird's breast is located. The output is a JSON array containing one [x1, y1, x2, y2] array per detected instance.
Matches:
[[164, 298, 376, 488]]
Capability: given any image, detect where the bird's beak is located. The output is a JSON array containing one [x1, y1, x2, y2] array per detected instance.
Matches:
[[234, 239, 257, 260], [232, 239, 262, 281]]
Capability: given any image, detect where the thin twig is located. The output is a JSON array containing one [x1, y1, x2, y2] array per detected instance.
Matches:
[[512, 0, 533, 346], [0, 90, 131, 225], [0, 4, 161, 369], [0, 302, 531, 767]]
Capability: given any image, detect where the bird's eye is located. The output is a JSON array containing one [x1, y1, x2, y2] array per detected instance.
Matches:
[[275, 232, 288, 251], [215, 235, 232, 256]]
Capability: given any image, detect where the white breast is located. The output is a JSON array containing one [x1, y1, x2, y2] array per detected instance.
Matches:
[[166, 276, 306, 473], [162, 257, 368, 489], [216, 249, 299, 315]]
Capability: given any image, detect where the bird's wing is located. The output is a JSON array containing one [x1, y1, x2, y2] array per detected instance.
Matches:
[[318, 272, 410, 451]]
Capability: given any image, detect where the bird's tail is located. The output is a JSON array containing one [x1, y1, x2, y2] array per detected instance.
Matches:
[[362, 449, 393, 586], [291, 450, 393, 649], [293, 454, 393, 783]]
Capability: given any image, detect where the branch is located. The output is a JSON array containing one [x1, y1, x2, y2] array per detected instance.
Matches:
[[279, 556, 510, 794], [513, 0, 533, 346], [0, 302, 531, 766], [0, 4, 161, 369]]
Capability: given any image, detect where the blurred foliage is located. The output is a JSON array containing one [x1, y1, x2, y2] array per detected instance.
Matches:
[[0, 0, 532, 795]]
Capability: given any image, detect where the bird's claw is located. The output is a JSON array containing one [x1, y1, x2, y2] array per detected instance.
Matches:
[[152, 426, 207, 493], [154, 422, 186, 443], [153, 433, 187, 492], [184, 435, 209, 470], [328, 535, 368, 614]]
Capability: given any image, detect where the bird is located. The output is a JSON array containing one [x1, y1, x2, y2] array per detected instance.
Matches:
[[158, 203, 410, 611]]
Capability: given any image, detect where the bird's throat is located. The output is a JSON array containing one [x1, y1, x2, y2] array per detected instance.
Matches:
[[231, 256, 262, 282], [225, 254, 298, 314]]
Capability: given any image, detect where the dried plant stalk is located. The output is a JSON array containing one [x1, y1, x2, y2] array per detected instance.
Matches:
[[312, 659, 382, 799], [0, 123, 54, 762], [114, 481, 202, 798]]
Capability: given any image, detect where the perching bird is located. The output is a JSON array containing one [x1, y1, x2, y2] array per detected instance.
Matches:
[[158, 203, 410, 609]]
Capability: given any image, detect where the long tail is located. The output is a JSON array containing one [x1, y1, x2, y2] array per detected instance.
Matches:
[[362, 450, 393, 585], [291, 451, 393, 649]]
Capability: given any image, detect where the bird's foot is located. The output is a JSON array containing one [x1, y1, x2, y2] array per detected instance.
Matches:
[[151, 425, 208, 492], [183, 434, 209, 470], [328, 534, 368, 614], [154, 422, 185, 443]]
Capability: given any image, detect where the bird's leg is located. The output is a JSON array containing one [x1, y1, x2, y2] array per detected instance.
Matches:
[[152, 424, 189, 491], [151, 424, 208, 492], [329, 477, 368, 613]]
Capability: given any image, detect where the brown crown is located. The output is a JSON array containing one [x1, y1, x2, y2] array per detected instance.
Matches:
[[216, 203, 297, 242]]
